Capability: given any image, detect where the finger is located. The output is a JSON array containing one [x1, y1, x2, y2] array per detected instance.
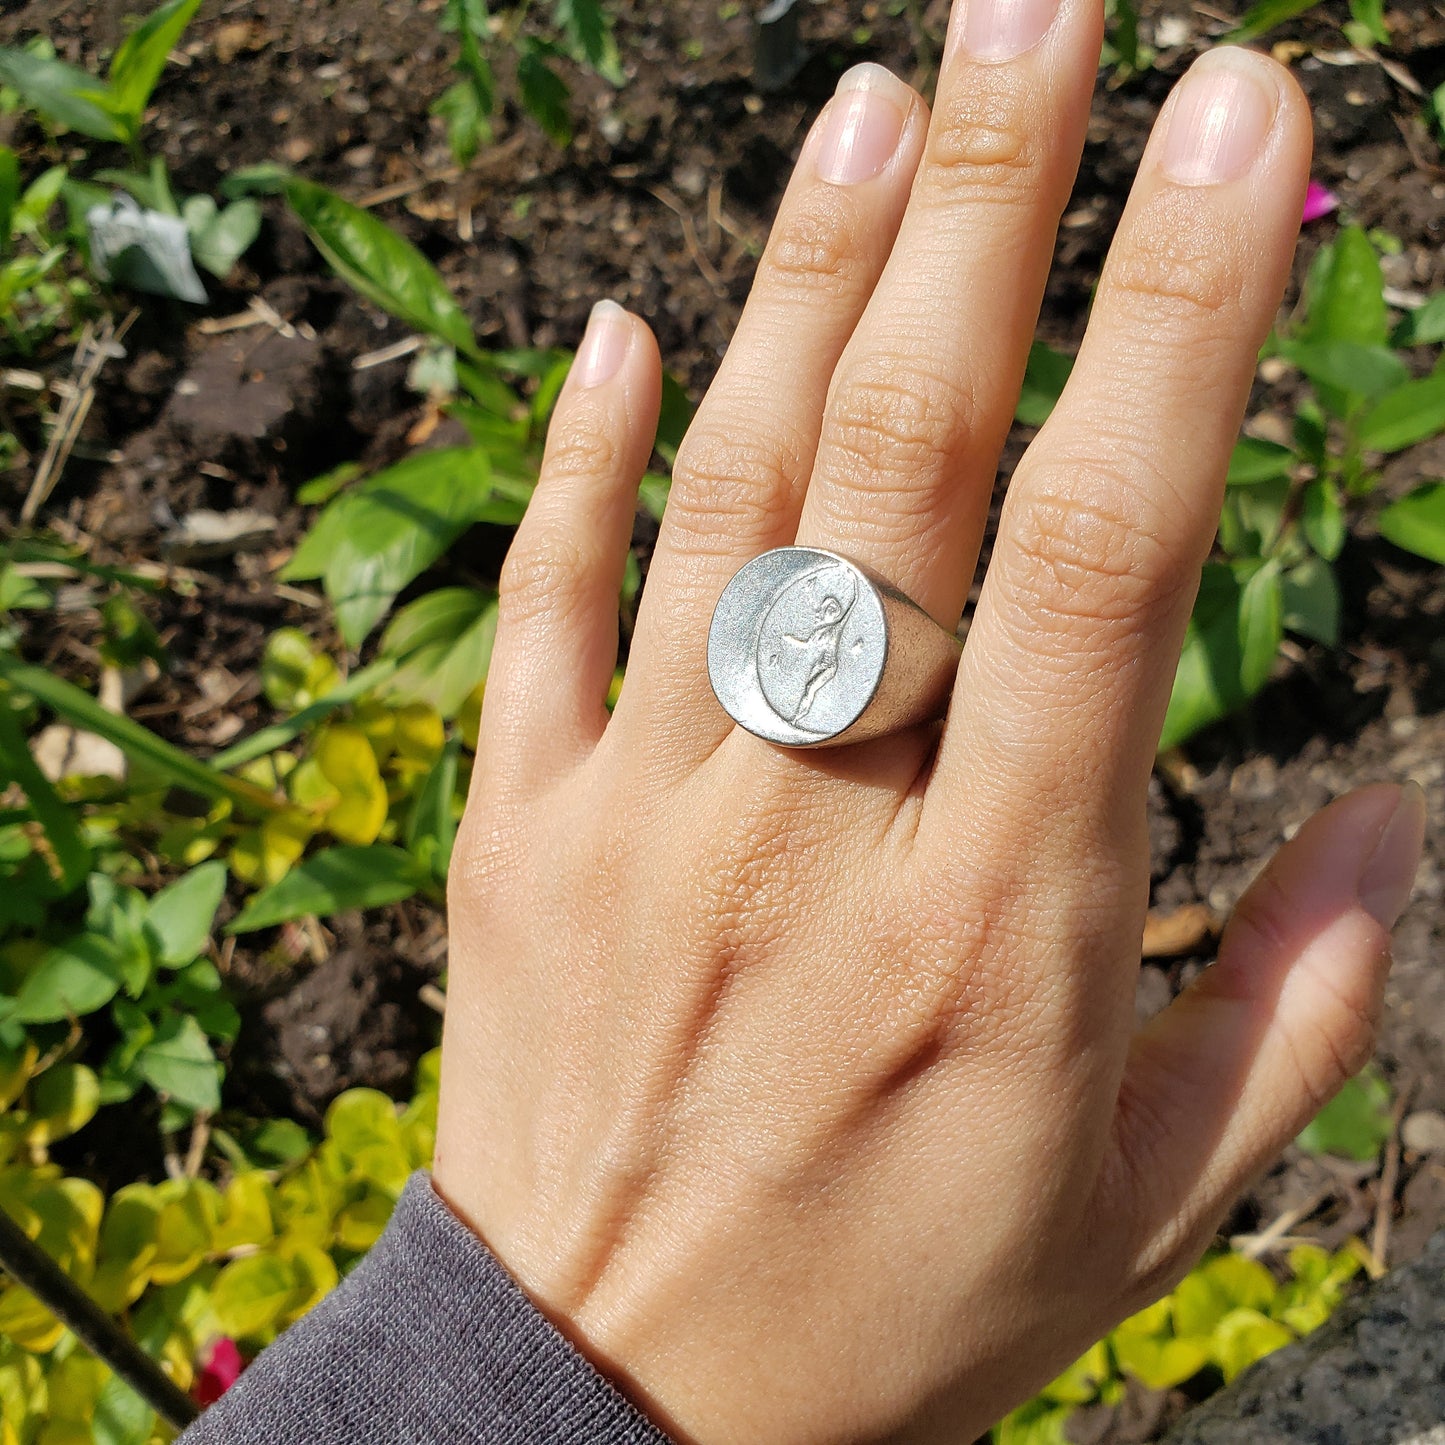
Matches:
[[927, 51, 1312, 897], [1096, 783, 1425, 1290], [616, 66, 930, 765], [479, 302, 662, 783], [792, 0, 1103, 627]]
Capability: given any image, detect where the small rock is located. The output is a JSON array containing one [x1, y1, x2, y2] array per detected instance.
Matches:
[[32, 725, 126, 782], [162, 508, 277, 560], [1402, 1111, 1445, 1155]]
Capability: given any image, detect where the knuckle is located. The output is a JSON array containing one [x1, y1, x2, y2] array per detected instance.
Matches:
[[667, 425, 804, 552], [998, 480, 1186, 640], [822, 365, 971, 499], [497, 526, 589, 628], [543, 420, 621, 482], [1104, 205, 1242, 328], [925, 81, 1039, 206], [767, 188, 868, 300]]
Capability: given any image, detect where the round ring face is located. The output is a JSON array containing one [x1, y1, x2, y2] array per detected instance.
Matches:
[[708, 548, 888, 745]]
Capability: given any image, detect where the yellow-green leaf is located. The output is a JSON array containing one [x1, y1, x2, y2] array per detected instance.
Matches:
[[1212, 1307, 1294, 1381], [315, 726, 387, 845], [211, 1254, 298, 1340], [212, 1171, 276, 1255], [24, 1063, 101, 1147]]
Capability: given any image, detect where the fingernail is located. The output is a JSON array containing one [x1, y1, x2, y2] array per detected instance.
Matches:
[[1161, 48, 1278, 186], [953, 0, 1061, 61], [575, 299, 629, 387], [816, 64, 909, 186], [1357, 782, 1427, 930]]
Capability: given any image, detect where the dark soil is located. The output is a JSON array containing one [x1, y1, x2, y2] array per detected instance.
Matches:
[[4, 0, 1445, 1433]]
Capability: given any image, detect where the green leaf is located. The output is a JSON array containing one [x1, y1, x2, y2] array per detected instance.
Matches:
[[0, 48, 126, 143], [638, 472, 670, 523], [1278, 339, 1408, 407], [0, 146, 18, 253], [260, 628, 343, 715], [93, 1373, 155, 1445], [1296, 1066, 1393, 1160], [227, 846, 428, 933], [1301, 478, 1346, 560], [1219, 477, 1289, 560], [1346, 0, 1389, 47], [1112, 1327, 1210, 1390], [282, 177, 478, 357], [1212, 1307, 1295, 1381], [433, 77, 493, 166], [144, 860, 226, 967], [211, 1253, 298, 1340], [0, 656, 278, 815], [209, 654, 402, 772], [281, 446, 511, 647], [378, 587, 499, 718], [107, 0, 202, 132], [553, 0, 625, 83], [1160, 561, 1283, 751], [517, 42, 572, 146], [12, 934, 125, 1023], [1016, 341, 1074, 427], [25, 1062, 101, 1144], [1357, 371, 1445, 454], [1237, 561, 1284, 694], [1227, 0, 1321, 40], [993, 1398, 1074, 1445], [655, 370, 694, 463], [1281, 556, 1340, 646], [220, 162, 292, 199], [1227, 435, 1296, 486], [134, 1012, 222, 1112], [1392, 291, 1445, 348], [14, 164, 66, 237], [184, 195, 262, 279], [1300, 226, 1388, 349], [1377, 481, 1445, 564], [0, 701, 90, 893], [407, 733, 461, 883]]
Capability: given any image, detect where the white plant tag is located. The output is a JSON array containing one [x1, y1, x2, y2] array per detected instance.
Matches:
[[86, 193, 208, 304]]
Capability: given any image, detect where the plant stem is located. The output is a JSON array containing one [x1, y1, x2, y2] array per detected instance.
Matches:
[[0, 1202, 199, 1430]]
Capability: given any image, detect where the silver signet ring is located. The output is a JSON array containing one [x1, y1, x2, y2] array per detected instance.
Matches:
[[707, 546, 963, 748]]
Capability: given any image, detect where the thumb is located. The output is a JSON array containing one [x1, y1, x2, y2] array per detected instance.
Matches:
[[1101, 780, 1426, 1285]]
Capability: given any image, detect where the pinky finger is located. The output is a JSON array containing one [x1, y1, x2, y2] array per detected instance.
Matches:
[[1097, 782, 1426, 1291], [479, 302, 662, 782]]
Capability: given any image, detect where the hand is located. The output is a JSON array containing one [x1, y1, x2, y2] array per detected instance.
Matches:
[[433, 4, 1426, 1439]]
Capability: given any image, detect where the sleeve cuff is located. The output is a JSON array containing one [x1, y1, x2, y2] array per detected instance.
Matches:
[[181, 1171, 674, 1445]]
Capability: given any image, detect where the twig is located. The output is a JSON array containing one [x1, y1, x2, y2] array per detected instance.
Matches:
[[1371, 1080, 1414, 1271], [354, 336, 423, 370], [358, 166, 462, 209], [21, 311, 138, 526], [0, 1202, 199, 1431], [647, 185, 726, 293], [1232, 1185, 1334, 1259], [184, 1111, 212, 1179]]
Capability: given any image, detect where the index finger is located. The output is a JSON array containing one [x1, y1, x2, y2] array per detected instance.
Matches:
[[923, 49, 1311, 933]]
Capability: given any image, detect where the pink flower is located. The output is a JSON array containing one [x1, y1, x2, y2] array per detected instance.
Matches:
[[1302, 180, 1339, 224], [193, 1337, 245, 1405]]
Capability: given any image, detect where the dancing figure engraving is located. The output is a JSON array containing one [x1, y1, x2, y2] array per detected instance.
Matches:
[[757, 564, 859, 727]]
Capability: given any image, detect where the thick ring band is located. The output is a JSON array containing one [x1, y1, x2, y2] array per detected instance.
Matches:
[[707, 546, 963, 747]]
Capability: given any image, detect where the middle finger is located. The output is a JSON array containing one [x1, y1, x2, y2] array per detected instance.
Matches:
[[794, 0, 1104, 628]]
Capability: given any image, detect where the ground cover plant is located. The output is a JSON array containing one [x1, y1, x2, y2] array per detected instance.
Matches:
[[1, 0, 1443, 1440]]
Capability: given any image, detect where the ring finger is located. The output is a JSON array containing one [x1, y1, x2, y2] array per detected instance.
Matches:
[[793, 0, 1104, 628]]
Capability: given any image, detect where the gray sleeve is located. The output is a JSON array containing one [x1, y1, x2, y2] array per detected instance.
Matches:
[[180, 1171, 673, 1445]]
